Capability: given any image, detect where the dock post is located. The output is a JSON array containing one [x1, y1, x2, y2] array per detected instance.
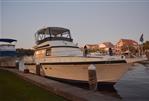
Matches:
[[36, 62, 41, 76], [88, 64, 97, 91], [15, 60, 19, 69]]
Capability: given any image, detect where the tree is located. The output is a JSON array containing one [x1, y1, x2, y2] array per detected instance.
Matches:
[[121, 45, 138, 56], [16, 48, 34, 57], [143, 41, 149, 50]]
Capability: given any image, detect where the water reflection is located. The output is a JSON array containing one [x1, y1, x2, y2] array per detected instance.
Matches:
[[115, 64, 149, 101], [140, 63, 149, 68], [97, 86, 122, 99]]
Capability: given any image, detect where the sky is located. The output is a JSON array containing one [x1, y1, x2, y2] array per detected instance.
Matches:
[[0, 0, 149, 48]]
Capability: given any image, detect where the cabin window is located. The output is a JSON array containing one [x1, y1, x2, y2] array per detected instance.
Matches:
[[46, 49, 51, 56], [35, 50, 45, 58]]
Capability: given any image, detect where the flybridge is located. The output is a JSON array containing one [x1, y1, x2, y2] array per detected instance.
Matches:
[[35, 27, 73, 45], [0, 38, 17, 57], [0, 38, 17, 43]]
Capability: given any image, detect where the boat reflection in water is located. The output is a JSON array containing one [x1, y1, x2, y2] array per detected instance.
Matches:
[[24, 27, 131, 87], [115, 64, 149, 100]]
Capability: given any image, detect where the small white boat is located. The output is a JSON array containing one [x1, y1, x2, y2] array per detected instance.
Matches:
[[25, 27, 131, 86], [126, 55, 147, 63], [0, 38, 17, 67]]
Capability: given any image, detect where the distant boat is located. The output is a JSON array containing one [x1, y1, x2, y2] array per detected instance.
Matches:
[[0, 38, 17, 67], [126, 55, 147, 63], [25, 27, 131, 86]]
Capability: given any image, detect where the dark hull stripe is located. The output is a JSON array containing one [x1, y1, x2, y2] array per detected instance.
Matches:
[[0, 51, 17, 57], [35, 45, 80, 50], [50, 46, 79, 48], [24, 60, 126, 65], [0, 66, 16, 68], [45, 76, 116, 87], [35, 44, 49, 49]]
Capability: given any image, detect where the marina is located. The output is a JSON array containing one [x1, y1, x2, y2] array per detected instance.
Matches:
[[24, 27, 131, 87], [0, 63, 149, 101], [0, 27, 149, 101], [1, 0, 149, 101]]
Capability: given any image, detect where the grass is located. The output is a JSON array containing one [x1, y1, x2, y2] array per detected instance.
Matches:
[[0, 69, 67, 101]]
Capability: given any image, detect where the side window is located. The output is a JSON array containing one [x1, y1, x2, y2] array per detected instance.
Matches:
[[46, 48, 51, 56], [35, 49, 45, 58]]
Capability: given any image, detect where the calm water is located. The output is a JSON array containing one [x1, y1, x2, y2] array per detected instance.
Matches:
[[112, 64, 149, 101]]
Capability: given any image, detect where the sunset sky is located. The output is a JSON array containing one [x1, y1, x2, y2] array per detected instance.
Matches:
[[1, 0, 149, 48]]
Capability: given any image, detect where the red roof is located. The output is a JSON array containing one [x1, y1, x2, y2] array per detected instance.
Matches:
[[102, 42, 114, 48], [117, 39, 138, 46]]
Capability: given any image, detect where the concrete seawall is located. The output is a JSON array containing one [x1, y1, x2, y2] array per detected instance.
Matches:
[[2, 68, 120, 101]]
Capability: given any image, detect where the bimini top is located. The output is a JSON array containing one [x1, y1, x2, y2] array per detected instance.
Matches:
[[0, 38, 17, 43], [35, 27, 73, 45]]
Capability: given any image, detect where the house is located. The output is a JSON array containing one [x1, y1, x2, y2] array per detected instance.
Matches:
[[98, 42, 114, 51], [115, 39, 139, 55], [116, 39, 138, 47], [85, 44, 99, 51], [84, 42, 114, 54]]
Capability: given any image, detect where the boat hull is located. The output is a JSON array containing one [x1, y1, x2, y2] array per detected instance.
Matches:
[[0, 57, 17, 68], [25, 62, 131, 85]]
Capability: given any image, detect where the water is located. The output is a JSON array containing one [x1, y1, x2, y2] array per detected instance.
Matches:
[[113, 64, 149, 101]]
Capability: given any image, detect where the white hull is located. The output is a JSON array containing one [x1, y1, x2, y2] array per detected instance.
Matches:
[[126, 56, 147, 63], [25, 61, 131, 85], [0, 57, 16, 67]]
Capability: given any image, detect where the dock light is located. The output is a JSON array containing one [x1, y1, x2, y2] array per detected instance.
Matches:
[[88, 64, 97, 91], [88, 64, 96, 70], [15, 60, 19, 69], [36, 62, 41, 76]]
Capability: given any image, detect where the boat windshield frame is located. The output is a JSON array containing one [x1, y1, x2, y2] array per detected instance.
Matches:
[[35, 27, 73, 45], [0, 38, 17, 43]]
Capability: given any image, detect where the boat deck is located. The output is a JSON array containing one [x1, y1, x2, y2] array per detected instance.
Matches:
[[25, 56, 125, 64]]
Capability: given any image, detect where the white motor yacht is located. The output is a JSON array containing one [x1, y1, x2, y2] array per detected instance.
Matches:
[[25, 27, 131, 86]]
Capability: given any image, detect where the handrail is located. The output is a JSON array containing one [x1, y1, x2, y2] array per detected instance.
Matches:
[[36, 37, 73, 45]]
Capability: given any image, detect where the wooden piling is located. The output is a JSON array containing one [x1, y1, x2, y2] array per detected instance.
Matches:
[[88, 64, 97, 91], [145, 51, 149, 60], [15, 60, 19, 69], [36, 63, 41, 76]]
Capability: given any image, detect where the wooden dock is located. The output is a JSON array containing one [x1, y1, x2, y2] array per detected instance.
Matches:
[[3, 68, 120, 101]]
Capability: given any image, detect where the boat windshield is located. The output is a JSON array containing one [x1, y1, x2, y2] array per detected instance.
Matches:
[[35, 27, 73, 44], [0, 38, 17, 46]]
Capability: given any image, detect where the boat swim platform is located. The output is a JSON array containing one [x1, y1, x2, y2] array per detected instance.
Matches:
[[2, 68, 120, 101]]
